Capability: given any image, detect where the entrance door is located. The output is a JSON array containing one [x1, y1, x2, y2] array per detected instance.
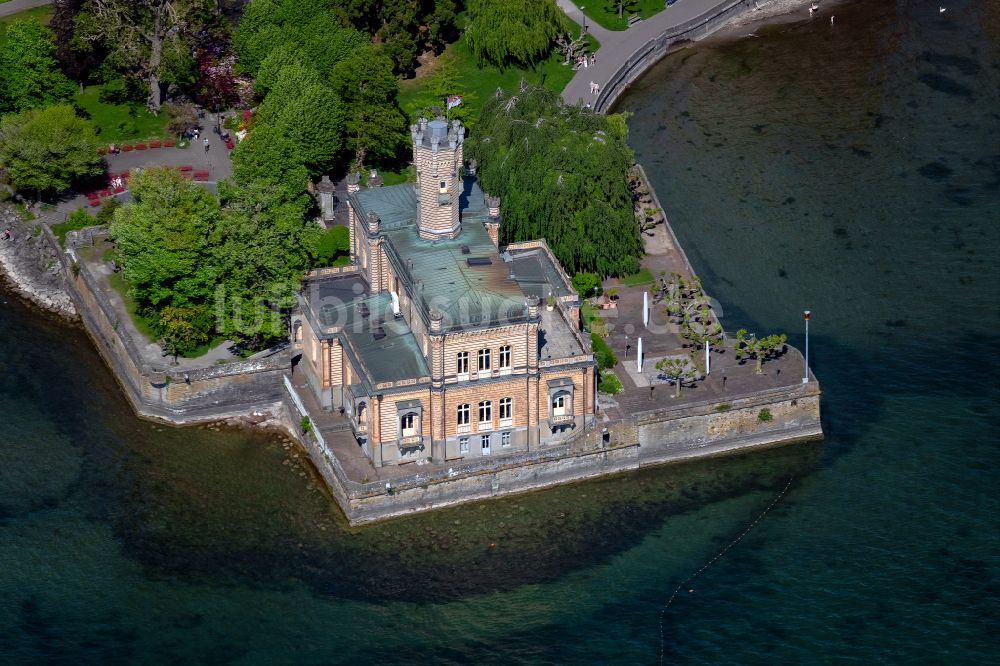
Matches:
[[481, 434, 491, 456]]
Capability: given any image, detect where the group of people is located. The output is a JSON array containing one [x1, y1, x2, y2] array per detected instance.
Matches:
[[576, 53, 596, 69], [589, 81, 601, 95]]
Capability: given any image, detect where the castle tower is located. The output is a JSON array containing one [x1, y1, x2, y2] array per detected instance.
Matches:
[[412, 117, 464, 240]]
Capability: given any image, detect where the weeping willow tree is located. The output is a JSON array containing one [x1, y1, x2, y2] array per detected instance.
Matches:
[[468, 87, 642, 277], [465, 0, 568, 68]]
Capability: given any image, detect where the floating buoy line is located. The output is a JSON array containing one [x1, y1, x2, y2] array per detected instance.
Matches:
[[658, 476, 795, 665]]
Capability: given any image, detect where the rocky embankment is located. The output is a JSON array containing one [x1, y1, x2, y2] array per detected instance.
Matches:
[[0, 202, 77, 319]]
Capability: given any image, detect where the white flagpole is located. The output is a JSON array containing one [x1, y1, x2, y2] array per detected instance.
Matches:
[[643, 291, 649, 328], [705, 339, 710, 374], [637, 337, 643, 373]]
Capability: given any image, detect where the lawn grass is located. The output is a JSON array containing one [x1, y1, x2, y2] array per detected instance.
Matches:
[[51, 210, 101, 245], [620, 266, 655, 287], [73, 85, 168, 143], [0, 6, 53, 44], [572, 0, 666, 31], [107, 271, 159, 342], [398, 18, 598, 126]]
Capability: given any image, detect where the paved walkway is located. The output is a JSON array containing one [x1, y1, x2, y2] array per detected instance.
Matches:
[[0, 0, 51, 18], [557, 0, 734, 106]]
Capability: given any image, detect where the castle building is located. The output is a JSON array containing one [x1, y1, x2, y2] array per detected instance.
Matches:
[[296, 118, 595, 467]]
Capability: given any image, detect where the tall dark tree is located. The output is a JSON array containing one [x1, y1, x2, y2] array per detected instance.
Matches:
[[329, 45, 408, 168], [75, 0, 213, 112], [50, 0, 105, 90]]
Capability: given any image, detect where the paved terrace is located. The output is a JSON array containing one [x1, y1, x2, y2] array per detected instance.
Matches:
[[557, 0, 739, 107]]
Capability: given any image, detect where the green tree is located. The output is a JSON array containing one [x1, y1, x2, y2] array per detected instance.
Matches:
[[159, 305, 211, 358], [469, 87, 642, 277], [336, 0, 457, 75], [75, 0, 212, 112], [410, 51, 475, 125], [734, 329, 788, 374], [109, 166, 220, 308], [572, 272, 602, 298], [212, 178, 320, 344], [230, 124, 312, 203], [655, 356, 696, 398], [314, 225, 350, 264], [465, 0, 567, 67], [0, 20, 76, 113], [0, 105, 103, 198], [254, 60, 345, 173], [329, 45, 407, 168]]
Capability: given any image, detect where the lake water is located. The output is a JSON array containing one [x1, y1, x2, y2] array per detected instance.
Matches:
[[1, 0, 997, 662]]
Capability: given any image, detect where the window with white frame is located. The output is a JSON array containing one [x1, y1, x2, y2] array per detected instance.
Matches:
[[439, 179, 448, 193], [501, 431, 511, 447], [481, 434, 491, 451], [457, 403, 470, 433], [459, 437, 469, 453], [457, 351, 469, 376], [552, 393, 568, 417], [400, 412, 418, 438], [478, 400, 492, 428], [478, 348, 491, 372], [498, 345, 511, 373], [499, 397, 512, 424]]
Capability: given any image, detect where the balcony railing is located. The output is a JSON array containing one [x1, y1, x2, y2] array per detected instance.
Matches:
[[550, 414, 575, 426], [457, 423, 471, 434], [477, 421, 493, 432], [399, 435, 423, 447], [499, 418, 513, 428]]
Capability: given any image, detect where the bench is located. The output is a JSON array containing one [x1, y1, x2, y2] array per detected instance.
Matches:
[[193, 170, 210, 181], [178, 165, 193, 172], [627, 13, 641, 26]]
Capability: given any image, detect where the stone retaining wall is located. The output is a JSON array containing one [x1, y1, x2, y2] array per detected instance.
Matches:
[[51, 225, 289, 423], [285, 369, 822, 525], [596, 0, 756, 113]]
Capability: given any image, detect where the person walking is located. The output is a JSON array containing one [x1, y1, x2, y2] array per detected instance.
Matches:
[[203, 137, 210, 153]]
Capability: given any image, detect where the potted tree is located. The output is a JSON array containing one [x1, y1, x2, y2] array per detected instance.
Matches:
[[546, 293, 556, 312]]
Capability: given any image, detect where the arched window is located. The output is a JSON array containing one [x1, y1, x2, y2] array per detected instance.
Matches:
[[400, 412, 418, 438]]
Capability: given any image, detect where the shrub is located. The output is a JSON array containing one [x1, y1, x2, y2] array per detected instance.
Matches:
[[300, 415, 312, 434], [757, 408, 773, 423], [149, 139, 162, 148], [715, 403, 732, 412], [164, 139, 175, 147], [135, 142, 148, 150], [95, 198, 121, 225], [313, 225, 350, 264], [591, 332, 617, 370], [122, 143, 133, 152], [598, 371, 623, 394], [52, 208, 98, 245]]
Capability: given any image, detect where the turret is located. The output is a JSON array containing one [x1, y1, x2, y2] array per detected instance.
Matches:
[[413, 117, 464, 240]]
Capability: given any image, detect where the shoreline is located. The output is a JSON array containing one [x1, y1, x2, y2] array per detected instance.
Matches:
[[0, 205, 77, 319]]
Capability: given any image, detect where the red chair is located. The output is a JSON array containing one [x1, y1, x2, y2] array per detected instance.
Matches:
[[89, 199, 101, 207], [194, 171, 209, 181], [85, 192, 99, 201], [178, 165, 193, 172], [225, 138, 235, 150], [99, 188, 110, 197]]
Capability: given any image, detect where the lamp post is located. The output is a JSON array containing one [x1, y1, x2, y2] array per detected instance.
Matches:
[[624, 334, 629, 360], [802, 310, 811, 384], [581, 6, 588, 33]]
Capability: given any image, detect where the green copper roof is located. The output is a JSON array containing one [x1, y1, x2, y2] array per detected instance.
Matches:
[[349, 184, 417, 231], [359, 178, 528, 331], [309, 288, 430, 392]]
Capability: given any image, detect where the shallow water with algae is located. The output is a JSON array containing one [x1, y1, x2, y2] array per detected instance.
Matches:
[[2, 0, 998, 662]]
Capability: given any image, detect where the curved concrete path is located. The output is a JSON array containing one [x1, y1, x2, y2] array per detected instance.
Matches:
[[0, 0, 52, 18], [557, 0, 731, 107]]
